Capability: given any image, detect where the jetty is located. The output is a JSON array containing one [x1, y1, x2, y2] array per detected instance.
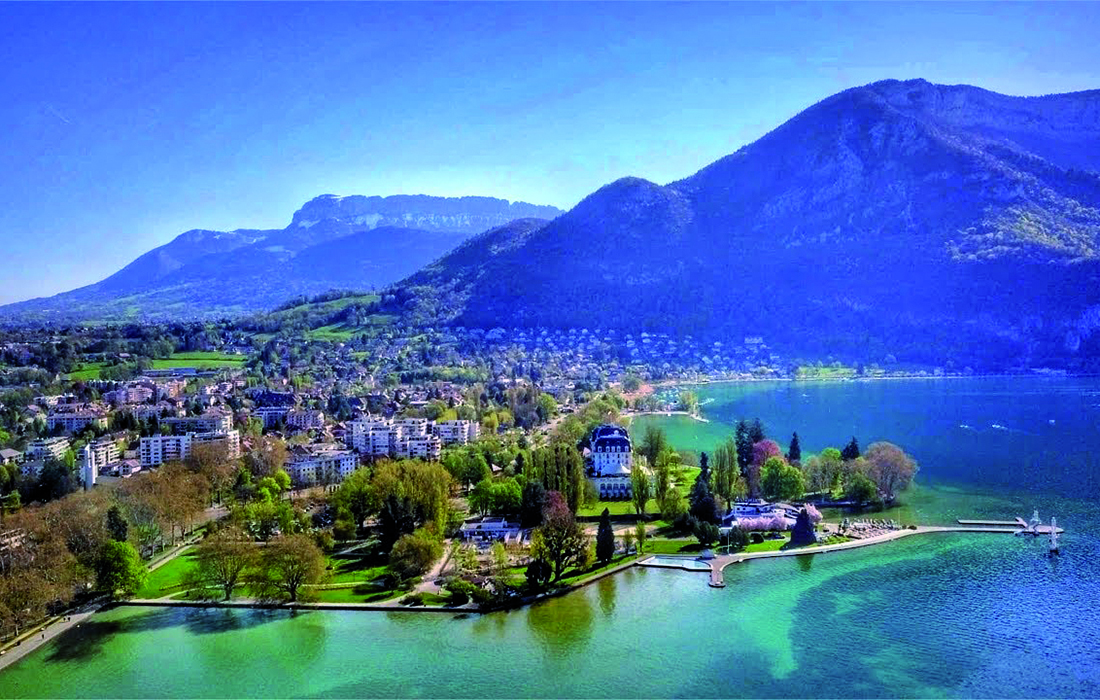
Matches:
[[637, 519, 1069, 588]]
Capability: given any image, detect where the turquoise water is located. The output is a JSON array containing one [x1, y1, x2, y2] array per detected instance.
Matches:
[[2, 377, 1098, 698]]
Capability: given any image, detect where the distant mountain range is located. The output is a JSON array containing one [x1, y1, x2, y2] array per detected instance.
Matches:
[[0, 195, 562, 321], [396, 79, 1100, 368]]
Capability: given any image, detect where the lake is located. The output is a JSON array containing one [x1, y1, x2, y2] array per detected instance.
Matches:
[[2, 377, 1098, 698]]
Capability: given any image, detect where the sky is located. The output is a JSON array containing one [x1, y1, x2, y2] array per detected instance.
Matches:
[[1, 1, 1099, 304]]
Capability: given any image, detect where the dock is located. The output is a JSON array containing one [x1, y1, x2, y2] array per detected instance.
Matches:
[[956, 518, 1064, 535]]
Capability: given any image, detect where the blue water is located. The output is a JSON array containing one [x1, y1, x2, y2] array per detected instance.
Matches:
[[1, 377, 1098, 698]]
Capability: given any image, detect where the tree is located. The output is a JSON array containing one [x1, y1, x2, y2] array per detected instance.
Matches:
[[95, 540, 147, 598], [251, 534, 326, 602], [841, 437, 861, 461], [788, 433, 802, 464], [659, 489, 688, 523], [844, 472, 878, 506], [693, 519, 719, 547], [761, 456, 805, 502], [525, 558, 552, 590], [689, 481, 720, 525], [749, 439, 782, 497], [331, 467, 373, 535], [246, 436, 288, 479], [389, 529, 443, 579], [531, 491, 588, 583], [734, 420, 753, 479], [520, 480, 548, 528], [712, 439, 744, 509], [863, 442, 918, 501], [630, 459, 650, 517], [634, 520, 647, 553], [623, 528, 635, 553], [679, 390, 700, 416], [188, 441, 237, 504], [491, 541, 508, 576], [748, 419, 766, 444], [186, 527, 257, 600], [106, 505, 128, 542], [596, 508, 615, 564], [640, 426, 667, 472]]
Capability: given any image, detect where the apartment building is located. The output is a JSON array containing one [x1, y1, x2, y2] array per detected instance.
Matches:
[[139, 429, 240, 468], [286, 409, 325, 430], [285, 444, 358, 486], [253, 406, 290, 429], [25, 436, 71, 462], [433, 420, 480, 446], [163, 411, 233, 436], [47, 408, 109, 433]]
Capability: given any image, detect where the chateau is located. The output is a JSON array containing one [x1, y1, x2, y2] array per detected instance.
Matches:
[[588, 423, 633, 499]]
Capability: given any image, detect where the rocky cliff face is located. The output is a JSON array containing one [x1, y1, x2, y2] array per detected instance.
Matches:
[[290, 194, 563, 235]]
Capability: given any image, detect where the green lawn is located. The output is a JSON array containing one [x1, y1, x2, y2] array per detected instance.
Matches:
[[795, 365, 857, 380], [578, 500, 655, 518], [136, 548, 198, 598], [66, 362, 108, 381], [307, 325, 357, 341], [168, 351, 247, 362], [557, 554, 640, 586], [310, 584, 401, 604], [151, 355, 246, 370], [644, 538, 708, 555], [325, 555, 388, 584]]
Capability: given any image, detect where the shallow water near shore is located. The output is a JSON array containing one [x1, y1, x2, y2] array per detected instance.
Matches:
[[2, 376, 1098, 698]]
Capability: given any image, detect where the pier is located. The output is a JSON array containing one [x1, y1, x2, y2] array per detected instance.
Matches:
[[635, 521, 1069, 588]]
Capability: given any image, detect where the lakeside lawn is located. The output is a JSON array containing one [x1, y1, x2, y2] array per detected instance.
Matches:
[[135, 548, 198, 599]]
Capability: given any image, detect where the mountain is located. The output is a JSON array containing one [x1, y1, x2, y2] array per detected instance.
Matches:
[[0, 195, 563, 322], [396, 79, 1100, 369]]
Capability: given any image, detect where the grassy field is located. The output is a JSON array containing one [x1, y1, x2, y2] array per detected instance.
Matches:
[[136, 548, 198, 599], [66, 362, 109, 381], [795, 365, 858, 380], [306, 325, 358, 341], [168, 351, 247, 362], [326, 555, 388, 584], [150, 353, 247, 370]]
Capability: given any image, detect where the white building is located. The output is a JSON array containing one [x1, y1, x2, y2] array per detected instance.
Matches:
[[139, 429, 239, 468], [47, 410, 109, 433], [25, 437, 71, 462], [433, 420, 480, 446], [348, 416, 442, 460], [163, 411, 233, 436], [253, 406, 290, 429], [287, 409, 325, 430], [589, 424, 632, 476], [588, 424, 635, 499], [286, 444, 358, 486]]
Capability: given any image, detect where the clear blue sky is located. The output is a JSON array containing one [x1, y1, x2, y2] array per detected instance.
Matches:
[[2, 1, 1099, 304]]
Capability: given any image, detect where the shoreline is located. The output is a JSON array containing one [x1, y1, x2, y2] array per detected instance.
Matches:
[[0, 523, 1044, 675], [625, 410, 709, 423]]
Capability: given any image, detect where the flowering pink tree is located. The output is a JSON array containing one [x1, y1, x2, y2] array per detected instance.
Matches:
[[766, 515, 789, 532], [803, 503, 823, 524]]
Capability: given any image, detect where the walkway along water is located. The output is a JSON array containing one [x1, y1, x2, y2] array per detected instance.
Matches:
[[698, 524, 1062, 587]]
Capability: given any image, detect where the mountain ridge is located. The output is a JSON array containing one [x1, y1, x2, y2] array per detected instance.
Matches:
[[389, 78, 1100, 369], [0, 194, 563, 321]]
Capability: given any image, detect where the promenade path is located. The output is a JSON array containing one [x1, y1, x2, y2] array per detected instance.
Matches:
[[705, 525, 1026, 587]]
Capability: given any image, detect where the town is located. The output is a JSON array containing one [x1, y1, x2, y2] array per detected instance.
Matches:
[[0, 314, 926, 651]]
